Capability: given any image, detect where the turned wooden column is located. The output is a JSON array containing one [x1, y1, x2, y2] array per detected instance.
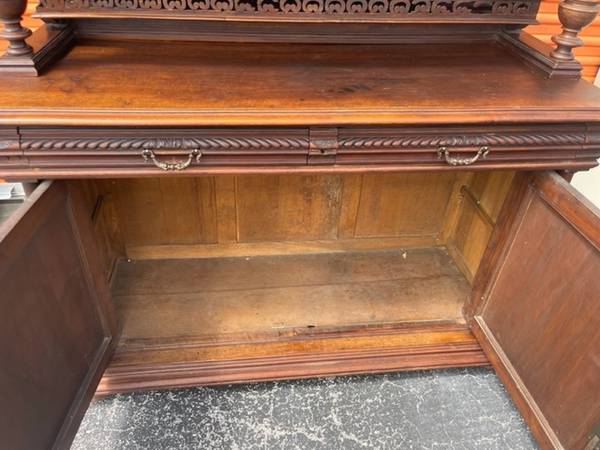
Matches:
[[0, 0, 33, 58], [551, 0, 600, 61]]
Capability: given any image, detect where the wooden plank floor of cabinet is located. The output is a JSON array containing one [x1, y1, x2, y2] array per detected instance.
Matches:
[[98, 248, 488, 395]]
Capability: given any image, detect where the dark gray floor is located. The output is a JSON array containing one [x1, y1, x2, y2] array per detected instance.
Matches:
[[73, 368, 537, 450]]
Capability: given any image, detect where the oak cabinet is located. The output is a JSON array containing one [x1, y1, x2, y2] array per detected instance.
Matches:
[[1, 168, 598, 449], [1, 5, 600, 447]]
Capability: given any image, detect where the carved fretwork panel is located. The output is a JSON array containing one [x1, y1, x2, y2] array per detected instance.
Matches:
[[37, 0, 540, 22]]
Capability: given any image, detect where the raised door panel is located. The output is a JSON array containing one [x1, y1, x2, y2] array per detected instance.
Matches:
[[0, 181, 116, 450], [472, 172, 600, 450]]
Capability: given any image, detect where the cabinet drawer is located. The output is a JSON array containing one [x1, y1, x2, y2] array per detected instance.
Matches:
[[18, 128, 310, 171], [2, 124, 598, 177], [335, 125, 593, 167]]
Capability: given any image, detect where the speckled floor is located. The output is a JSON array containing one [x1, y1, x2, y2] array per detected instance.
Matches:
[[73, 368, 537, 450]]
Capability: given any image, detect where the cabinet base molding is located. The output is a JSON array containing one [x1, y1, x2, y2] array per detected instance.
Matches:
[[97, 327, 488, 396]]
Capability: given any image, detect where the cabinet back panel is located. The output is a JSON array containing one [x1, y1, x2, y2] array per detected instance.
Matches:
[[99, 178, 217, 247], [95, 173, 459, 254], [355, 173, 456, 238], [235, 175, 344, 242]]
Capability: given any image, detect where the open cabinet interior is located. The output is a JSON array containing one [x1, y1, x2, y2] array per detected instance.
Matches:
[[64, 170, 515, 391], [4, 170, 599, 450]]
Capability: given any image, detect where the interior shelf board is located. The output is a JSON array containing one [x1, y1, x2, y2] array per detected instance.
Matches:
[[112, 248, 469, 347]]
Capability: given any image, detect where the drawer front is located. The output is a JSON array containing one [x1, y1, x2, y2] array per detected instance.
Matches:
[[17, 128, 310, 170], [335, 125, 591, 167], [2, 124, 598, 177]]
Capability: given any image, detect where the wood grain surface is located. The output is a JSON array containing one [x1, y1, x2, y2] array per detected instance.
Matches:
[[1, 40, 600, 126], [474, 172, 600, 450]]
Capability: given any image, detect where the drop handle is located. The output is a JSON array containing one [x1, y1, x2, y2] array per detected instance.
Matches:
[[142, 148, 201, 171], [437, 146, 490, 166]]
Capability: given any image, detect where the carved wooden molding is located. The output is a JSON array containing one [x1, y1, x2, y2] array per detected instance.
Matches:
[[19, 131, 588, 152], [338, 132, 586, 148], [37, 0, 538, 18], [21, 136, 310, 151]]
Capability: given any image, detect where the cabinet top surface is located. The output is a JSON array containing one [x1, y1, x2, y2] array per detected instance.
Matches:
[[2, 39, 600, 127]]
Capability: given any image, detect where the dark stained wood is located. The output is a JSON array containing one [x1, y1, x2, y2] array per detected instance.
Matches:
[[0, 181, 116, 450], [499, 30, 584, 77], [1, 40, 600, 127], [34, 0, 541, 24], [4, 122, 599, 178], [472, 171, 600, 450], [0, 0, 598, 442], [0, 0, 32, 58], [551, 0, 600, 63], [0, 20, 75, 75], [72, 20, 506, 45], [2, 41, 599, 178]]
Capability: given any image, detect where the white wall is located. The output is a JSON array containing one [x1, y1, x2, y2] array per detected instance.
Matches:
[[572, 164, 600, 208], [572, 74, 600, 207]]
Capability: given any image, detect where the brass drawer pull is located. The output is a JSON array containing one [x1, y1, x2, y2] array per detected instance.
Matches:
[[142, 149, 201, 171], [437, 146, 490, 166]]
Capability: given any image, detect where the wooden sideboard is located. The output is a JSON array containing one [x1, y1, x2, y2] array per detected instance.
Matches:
[[1, 0, 600, 448]]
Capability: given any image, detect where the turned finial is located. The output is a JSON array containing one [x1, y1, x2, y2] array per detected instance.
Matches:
[[551, 0, 599, 61], [0, 0, 33, 57]]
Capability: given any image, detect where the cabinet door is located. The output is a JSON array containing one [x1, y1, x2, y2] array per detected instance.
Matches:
[[0, 181, 116, 450], [472, 172, 599, 450]]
